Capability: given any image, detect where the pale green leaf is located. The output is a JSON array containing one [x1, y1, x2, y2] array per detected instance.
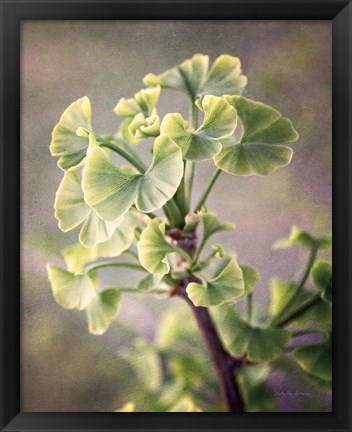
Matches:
[[82, 135, 183, 220], [293, 334, 332, 381], [225, 95, 298, 144], [47, 265, 96, 310], [62, 243, 97, 273], [137, 218, 175, 275], [55, 171, 122, 248], [128, 113, 160, 139], [212, 305, 290, 362], [215, 142, 293, 176], [274, 226, 331, 250], [114, 86, 161, 118], [144, 54, 247, 99], [50, 97, 93, 170], [94, 211, 140, 258], [215, 95, 298, 176], [186, 255, 245, 307], [161, 96, 237, 160], [54, 171, 91, 232], [86, 288, 121, 335], [311, 260, 332, 303]]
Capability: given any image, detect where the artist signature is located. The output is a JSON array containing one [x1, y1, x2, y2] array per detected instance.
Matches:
[[274, 391, 312, 397]]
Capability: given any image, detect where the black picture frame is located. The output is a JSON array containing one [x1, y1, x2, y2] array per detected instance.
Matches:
[[0, 1, 351, 431]]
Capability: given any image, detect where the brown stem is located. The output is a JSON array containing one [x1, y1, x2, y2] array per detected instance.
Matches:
[[170, 229, 245, 412], [178, 283, 245, 412]]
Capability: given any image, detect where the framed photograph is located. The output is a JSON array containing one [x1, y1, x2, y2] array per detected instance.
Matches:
[[1, 0, 351, 431]]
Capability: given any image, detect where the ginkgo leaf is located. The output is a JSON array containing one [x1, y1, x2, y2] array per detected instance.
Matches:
[[293, 334, 332, 382], [54, 171, 121, 248], [137, 218, 176, 275], [186, 256, 245, 307], [311, 260, 332, 303], [212, 305, 290, 362], [202, 211, 235, 243], [86, 288, 121, 335], [114, 86, 161, 118], [82, 135, 183, 221], [270, 277, 331, 328], [215, 96, 298, 176], [160, 96, 237, 160], [238, 265, 260, 299], [47, 265, 96, 310], [274, 226, 332, 250], [128, 113, 160, 139], [137, 273, 164, 292], [94, 211, 140, 258], [63, 243, 97, 273], [144, 54, 247, 100], [50, 97, 93, 170]]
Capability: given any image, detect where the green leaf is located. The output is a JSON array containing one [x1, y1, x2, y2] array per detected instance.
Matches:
[[311, 260, 332, 303], [50, 97, 93, 170], [47, 265, 96, 310], [114, 86, 161, 118], [137, 273, 164, 292], [215, 96, 298, 176], [144, 54, 247, 100], [62, 242, 97, 273], [94, 211, 140, 258], [86, 288, 121, 335], [128, 113, 160, 139], [212, 305, 290, 362], [137, 218, 175, 275], [186, 255, 245, 307], [82, 135, 183, 221], [161, 96, 237, 160], [202, 211, 235, 243], [169, 396, 203, 412], [238, 265, 260, 299], [273, 226, 331, 250], [293, 333, 332, 382], [54, 172, 121, 248]]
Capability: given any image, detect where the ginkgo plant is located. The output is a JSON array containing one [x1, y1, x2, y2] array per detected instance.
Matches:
[[47, 54, 332, 412]]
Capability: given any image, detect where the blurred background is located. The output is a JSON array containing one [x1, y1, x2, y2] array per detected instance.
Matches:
[[21, 20, 332, 412]]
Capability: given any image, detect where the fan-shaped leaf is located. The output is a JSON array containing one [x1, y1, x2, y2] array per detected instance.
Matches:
[[50, 97, 93, 170], [161, 96, 237, 160], [186, 256, 245, 307], [114, 86, 161, 118], [239, 265, 260, 299], [215, 96, 298, 176], [63, 243, 97, 273], [293, 334, 332, 382], [137, 218, 176, 275], [86, 288, 121, 335], [82, 135, 183, 221], [212, 305, 290, 362], [47, 265, 96, 310], [144, 54, 247, 100], [54, 172, 121, 247], [274, 226, 331, 250]]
